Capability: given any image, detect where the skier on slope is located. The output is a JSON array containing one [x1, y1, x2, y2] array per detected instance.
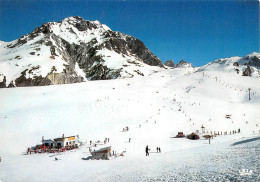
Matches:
[[145, 145, 150, 156]]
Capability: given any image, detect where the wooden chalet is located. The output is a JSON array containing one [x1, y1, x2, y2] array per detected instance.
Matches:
[[91, 146, 111, 160]]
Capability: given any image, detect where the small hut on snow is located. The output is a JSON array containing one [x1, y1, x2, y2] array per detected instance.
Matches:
[[91, 146, 111, 160], [176, 132, 185, 138], [186, 133, 200, 140]]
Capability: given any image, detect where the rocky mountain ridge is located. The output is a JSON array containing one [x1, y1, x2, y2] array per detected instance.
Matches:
[[164, 60, 193, 68], [0, 16, 164, 88], [164, 60, 175, 67], [0, 16, 259, 88], [198, 52, 260, 77]]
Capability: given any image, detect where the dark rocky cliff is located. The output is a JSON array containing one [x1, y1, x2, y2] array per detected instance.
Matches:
[[0, 16, 164, 88]]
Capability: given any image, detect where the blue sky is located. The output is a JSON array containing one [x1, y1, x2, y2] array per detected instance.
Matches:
[[0, 0, 259, 66]]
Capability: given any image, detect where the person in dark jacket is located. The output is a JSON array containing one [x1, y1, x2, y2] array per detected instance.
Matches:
[[145, 145, 150, 156]]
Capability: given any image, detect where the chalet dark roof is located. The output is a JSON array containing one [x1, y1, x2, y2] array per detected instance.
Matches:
[[54, 136, 76, 141], [91, 146, 111, 154], [42, 139, 54, 142]]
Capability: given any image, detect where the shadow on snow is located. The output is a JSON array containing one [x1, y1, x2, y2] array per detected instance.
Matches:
[[231, 137, 260, 146]]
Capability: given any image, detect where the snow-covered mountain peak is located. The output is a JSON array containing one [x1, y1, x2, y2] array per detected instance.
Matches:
[[4, 16, 112, 49], [243, 52, 260, 67], [61, 16, 111, 32], [0, 16, 164, 88], [176, 60, 193, 68], [244, 52, 260, 58], [62, 16, 84, 22], [62, 16, 110, 31], [164, 60, 175, 68], [198, 53, 260, 77]]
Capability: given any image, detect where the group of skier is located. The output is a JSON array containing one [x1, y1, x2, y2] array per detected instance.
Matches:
[[145, 145, 161, 156], [156, 147, 161, 153]]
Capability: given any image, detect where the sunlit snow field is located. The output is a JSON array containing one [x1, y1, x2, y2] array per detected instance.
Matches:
[[0, 67, 260, 182]]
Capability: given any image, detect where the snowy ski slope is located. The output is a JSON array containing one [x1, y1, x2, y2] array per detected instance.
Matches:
[[0, 64, 259, 181]]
